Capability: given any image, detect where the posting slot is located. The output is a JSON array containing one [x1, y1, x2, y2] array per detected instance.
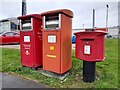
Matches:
[[44, 14, 61, 30], [21, 18, 33, 31]]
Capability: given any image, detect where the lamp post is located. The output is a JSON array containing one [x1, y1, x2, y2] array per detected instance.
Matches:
[[93, 9, 95, 29], [22, 0, 27, 16], [106, 5, 109, 29]]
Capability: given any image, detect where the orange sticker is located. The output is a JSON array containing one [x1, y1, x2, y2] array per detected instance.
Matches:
[[50, 46, 54, 50]]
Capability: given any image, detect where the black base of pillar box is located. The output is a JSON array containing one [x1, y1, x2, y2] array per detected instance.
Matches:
[[83, 61, 96, 83]]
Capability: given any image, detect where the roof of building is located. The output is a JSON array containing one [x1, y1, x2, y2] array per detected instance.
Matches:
[[0, 17, 17, 22], [0, 17, 19, 25]]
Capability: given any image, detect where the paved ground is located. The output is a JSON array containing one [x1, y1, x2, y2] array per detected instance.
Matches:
[[0, 44, 20, 49], [0, 44, 76, 50], [0, 72, 2, 89], [1, 72, 47, 88], [72, 44, 75, 50]]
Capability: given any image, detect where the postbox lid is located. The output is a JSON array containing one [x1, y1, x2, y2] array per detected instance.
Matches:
[[18, 14, 42, 20], [95, 28, 108, 33], [74, 30, 107, 36], [41, 9, 73, 18]]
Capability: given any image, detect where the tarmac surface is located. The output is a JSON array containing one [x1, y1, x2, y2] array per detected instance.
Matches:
[[0, 44, 76, 50], [1, 72, 47, 88], [0, 44, 20, 49]]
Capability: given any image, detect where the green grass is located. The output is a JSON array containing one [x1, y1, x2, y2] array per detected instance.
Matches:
[[0, 39, 118, 88]]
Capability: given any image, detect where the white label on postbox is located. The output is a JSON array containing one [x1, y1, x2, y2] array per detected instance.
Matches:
[[48, 35, 56, 43], [84, 45, 90, 54], [24, 36, 30, 42]]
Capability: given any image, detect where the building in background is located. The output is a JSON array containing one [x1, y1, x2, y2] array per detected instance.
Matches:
[[0, 17, 19, 33], [0, 17, 118, 39], [107, 26, 119, 38], [72, 26, 119, 38]]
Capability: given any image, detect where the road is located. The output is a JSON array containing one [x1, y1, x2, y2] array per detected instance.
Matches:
[[1, 72, 47, 88], [0, 44, 20, 49], [0, 44, 76, 50]]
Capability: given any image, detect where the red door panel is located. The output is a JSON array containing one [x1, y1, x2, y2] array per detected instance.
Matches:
[[20, 31, 34, 67], [43, 31, 61, 73]]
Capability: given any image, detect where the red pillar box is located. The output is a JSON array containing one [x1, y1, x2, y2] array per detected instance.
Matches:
[[74, 29, 107, 82], [18, 14, 42, 69]]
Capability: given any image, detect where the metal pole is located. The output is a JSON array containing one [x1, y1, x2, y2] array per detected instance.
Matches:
[[106, 5, 109, 29], [93, 9, 95, 29], [83, 24, 85, 29], [83, 61, 96, 83], [22, 0, 27, 16]]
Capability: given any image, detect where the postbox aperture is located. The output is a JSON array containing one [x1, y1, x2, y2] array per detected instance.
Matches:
[[20, 18, 33, 31], [43, 13, 61, 30]]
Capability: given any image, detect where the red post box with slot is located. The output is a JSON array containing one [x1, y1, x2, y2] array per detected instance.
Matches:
[[18, 14, 42, 69], [74, 28, 107, 82], [41, 9, 73, 74]]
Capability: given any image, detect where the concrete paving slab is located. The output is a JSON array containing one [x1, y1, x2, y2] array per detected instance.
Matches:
[[1, 72, 47, 88], [38, 69, 70, 81]]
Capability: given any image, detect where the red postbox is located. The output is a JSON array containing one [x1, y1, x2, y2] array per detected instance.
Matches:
[[41, 9, 73, 74], [18, 14, 42, 69], [74, 28, 107, 82], [75, 29, 107, 62]]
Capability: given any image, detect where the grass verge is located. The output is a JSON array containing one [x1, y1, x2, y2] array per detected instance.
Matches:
[[0, 39, 118, 88]]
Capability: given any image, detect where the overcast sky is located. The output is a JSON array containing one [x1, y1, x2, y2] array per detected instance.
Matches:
[[0, 0, 119, 29]]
